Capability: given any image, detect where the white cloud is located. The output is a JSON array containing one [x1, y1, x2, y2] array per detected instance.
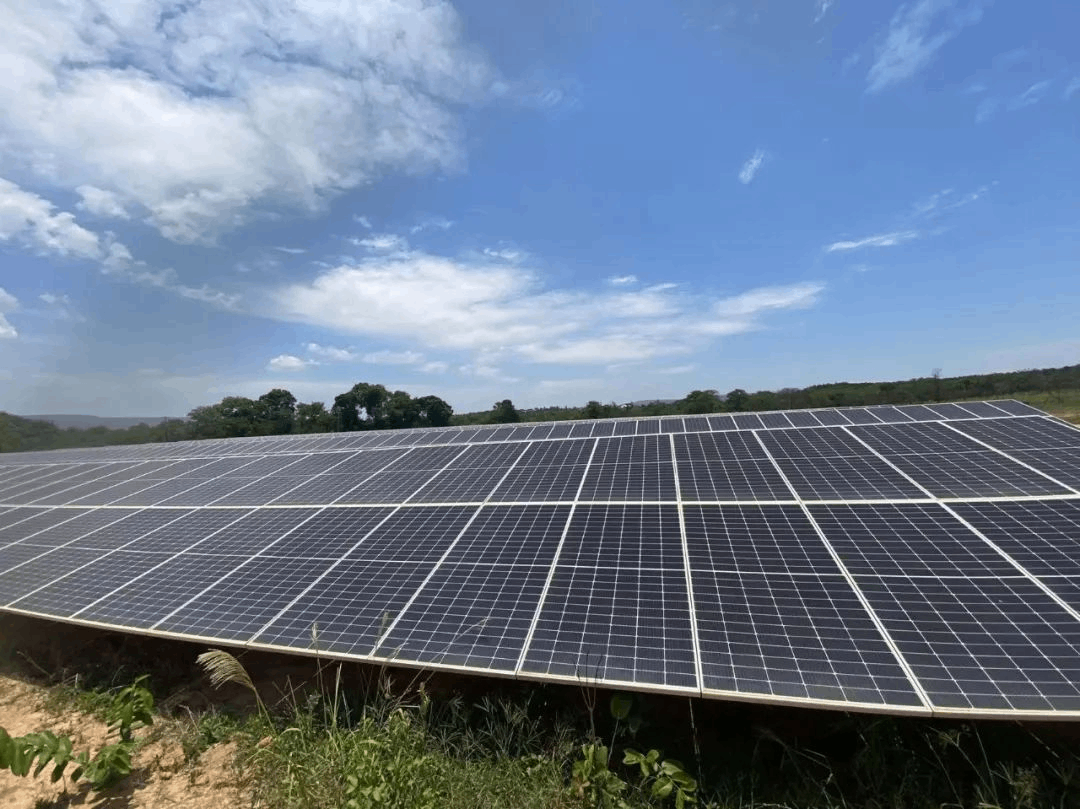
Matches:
[[1066, 78, 1080, 100], [273, 246, 307, 255], [352, 234, 409, 253], [264, 251, 826, 366], [712, 283, 824, 318], [75, 185, 129, 219], [267, 354, 315, 372], [738, 148, 768, 184], [0, 0, 497, 244], [0, 287, 18, 339], [421, 361, 449, 373], [0, 178, 109, 260], [867, 0, 986, 93], [659, 364, 696, 375], [354, 215, 373, 229], [305, 342, 358, 362], [814, 0, 834, 24], [362, 350, 424, 365], [825, 230, 920, 252], [607, 275, 638, 286], [483, 247, 526, 262], [410, 216, 453, 234], [1009, 80, 1052, 111]]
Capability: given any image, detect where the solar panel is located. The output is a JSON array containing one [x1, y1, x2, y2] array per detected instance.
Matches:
[[3, 399, 1080, 719]]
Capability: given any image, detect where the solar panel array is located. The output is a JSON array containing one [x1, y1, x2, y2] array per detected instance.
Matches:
[[2, 399, 1080, 718]]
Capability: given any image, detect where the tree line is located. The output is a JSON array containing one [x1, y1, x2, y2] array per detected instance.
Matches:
[[2, 363, 1078, 453]]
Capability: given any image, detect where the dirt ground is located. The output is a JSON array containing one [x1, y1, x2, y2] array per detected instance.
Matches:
[[0, 672, 246, 809]]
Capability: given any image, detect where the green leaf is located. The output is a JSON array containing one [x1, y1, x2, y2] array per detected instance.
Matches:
[[609, 693, 633, 721], [652, 779, 674, 799]]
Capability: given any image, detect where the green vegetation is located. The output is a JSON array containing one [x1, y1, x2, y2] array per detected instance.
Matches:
[[3, 363, 1079, 454], [6, 636, 1080, 809], [0, 675, 153, 791]]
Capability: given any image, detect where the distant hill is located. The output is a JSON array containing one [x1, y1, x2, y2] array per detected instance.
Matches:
[[21, 414, 172, 430]]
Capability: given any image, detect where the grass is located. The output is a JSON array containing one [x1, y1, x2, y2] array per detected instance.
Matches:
[[11, 651, 1080, 808], [1013, 389, 1080, 424]]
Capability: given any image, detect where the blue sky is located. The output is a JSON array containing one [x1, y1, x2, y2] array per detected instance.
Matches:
[[0, 0, 1077, 417]]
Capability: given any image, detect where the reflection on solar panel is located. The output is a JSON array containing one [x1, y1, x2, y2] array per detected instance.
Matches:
[[2, 399, 1079, 718]]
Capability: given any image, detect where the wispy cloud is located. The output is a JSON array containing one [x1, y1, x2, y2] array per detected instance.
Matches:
[[363, 350, 425, 365], [1009, 80, 1052, 111], [607, 275, 638, 286], [273, 246, 307, 255], [410, 216, 453, 234], [814, 0, 834, 24], [351, 234, 409, 253], [483, 247, 527, 262], [304, 343, 357, 362], [264, 252, 826, 367], [354, 215, 373, 229], [825, 230, 921, 252], [1066, 78, 1080, 100], [738, 148, 768, 184], [867, 0, 987, 93]]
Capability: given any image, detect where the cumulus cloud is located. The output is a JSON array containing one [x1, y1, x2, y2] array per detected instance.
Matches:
[[738, 148, 768, 184], [0, 0, 497, 244], [0, 178, 109, 260], [0, 288, 18, 339], [267, 354, 315, 372], [867, 0, 986, 93], [825, 230, 920, 252], [263, 252, 825, 366], [75, 186, 130, 219]]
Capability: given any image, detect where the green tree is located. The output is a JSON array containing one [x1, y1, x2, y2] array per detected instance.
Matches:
[[295, 402, 334, 433], [724, 388, 750, 412], [582, 400, 605, 419], [257, 388, 297, 435], [680, 390, 724, 415], [491, 399, 521, 424], [415, 395, 453, 427]]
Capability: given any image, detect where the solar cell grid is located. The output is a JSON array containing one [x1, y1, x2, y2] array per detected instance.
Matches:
[[925, 403, 978, 420], [989, 400, 1043, 416], [490, 464, 588, 502], [732, 414, 764, 430], [11, 550, 174, 617], [783, 410, 821, 428], [120, 509, 252, 553], [77, 552, 253, 629], [948, 501, 1080, 576], [3, 508, 140, 549], [758, 427, 876, 460], [334, 469, 445, 503], [885, 451, 1070, 498], [445, 505, 571, 566], [835, 408, 882, 425], [253, 559, 432, 656], [409, 466, 517, 503], [340, 506, 476, 564], [758, 413, 792, 429], [858, 577, 1080, 711], [159, 556, 340, 641], [677, 458, 795, 502], [555, 504, 683, 570], [707, 414, 737, 431], [522, 565, 698, 688], [0, 508, 93, 547], [774, 455, 928, 500], [810, 503, 1017, 578], [674, 431, 767, 462], [377, 564, 546, 670], [683, 505, 837, 574], [0, 546, 103, 605], [64, 509, 195, 550], [951, 418, 1080, 451], [660, 418, 685, 433], [260, 507, 394, 558], [851, 422, 984, 455], [692, 572, 922, 706], [1009, 449, 1080, 491]]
